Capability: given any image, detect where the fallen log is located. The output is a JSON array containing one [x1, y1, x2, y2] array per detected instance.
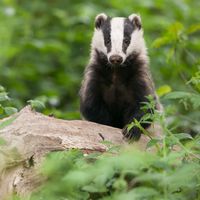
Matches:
[[0, 106, 160, 199]]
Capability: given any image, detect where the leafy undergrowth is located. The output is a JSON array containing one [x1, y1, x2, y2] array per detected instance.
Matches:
[[2, 73, 200, 200], [23, 138, 200, 200], [16, 86, 200, 200]]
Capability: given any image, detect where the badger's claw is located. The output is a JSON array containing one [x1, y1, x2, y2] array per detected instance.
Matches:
[[122, 126, 141, 141]]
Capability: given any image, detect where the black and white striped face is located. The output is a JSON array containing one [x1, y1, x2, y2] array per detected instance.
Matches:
[[91, 13, 146, 66]]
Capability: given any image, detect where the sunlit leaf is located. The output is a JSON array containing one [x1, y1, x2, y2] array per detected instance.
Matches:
[[187, 24, 200, 34], [167, 22, 184, 39], [152, 36, 170, 48], [0, 105, 4, 114], [157, 85, 172, 97]]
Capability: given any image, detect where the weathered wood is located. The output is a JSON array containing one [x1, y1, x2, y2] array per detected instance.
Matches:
[[0, 106, 161, 199]]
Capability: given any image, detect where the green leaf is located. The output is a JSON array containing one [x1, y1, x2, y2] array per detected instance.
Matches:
[[113, 178, 127, 191], [187, 24, 200, 34], [152, 36, 170, 48], [130, 187, 159, 198], [4, 107, 18, 115], [174, 133, 193, 140], [0, 85, 5, 92], [164, 91, 190, 99], [189, 94, 200, 109], [0, 105, 4, 114], [126, 122, 135, 132], [82, 185, 104, 193], [112, 187, 159, 200], [152, 22, 184, 49], [156, 85, 172, 97], [187, 71, 200, 91], [167, 22, 184, 39], [166, 47, 175, 62], [146, 139, 160, 149], [164, 92, 200, 109], [27, 100, 45, 110], [0, 92, 10, 102]]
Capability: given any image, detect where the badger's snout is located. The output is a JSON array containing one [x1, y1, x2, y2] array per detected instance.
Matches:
[[109, 55, 123, 65]]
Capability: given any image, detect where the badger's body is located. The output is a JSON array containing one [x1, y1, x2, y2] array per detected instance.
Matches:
[[80, 13, 159, 139]]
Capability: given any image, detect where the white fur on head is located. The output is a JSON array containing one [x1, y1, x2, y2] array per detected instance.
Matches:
[[108, 17, 126, 63], [90, 14, 147, 63], [126, 29, 147, 56], [91, 30, 107, 54], [127, 14, 146, 56], [90, 14, 108, 61]]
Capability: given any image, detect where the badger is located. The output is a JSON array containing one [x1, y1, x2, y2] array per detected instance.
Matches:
[[80, 13, 160, 140]]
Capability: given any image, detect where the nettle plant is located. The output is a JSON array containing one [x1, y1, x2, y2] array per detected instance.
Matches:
[[127, 91, 199, 155]]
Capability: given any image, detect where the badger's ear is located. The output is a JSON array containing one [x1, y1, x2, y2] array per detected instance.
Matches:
[[128, 14, 142, 30], [95, 13, 108, 29]]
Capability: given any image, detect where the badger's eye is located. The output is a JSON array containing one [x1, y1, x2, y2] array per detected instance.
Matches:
[[124, 38, 129, 45], [105, 38, 111, 45]]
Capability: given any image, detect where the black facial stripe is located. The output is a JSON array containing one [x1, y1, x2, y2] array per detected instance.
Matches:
[[123, 19, 135, 53], [101, 18, 111, 53]]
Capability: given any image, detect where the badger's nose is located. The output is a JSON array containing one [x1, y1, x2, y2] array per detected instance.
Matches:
[[109, 55, 123, 65]]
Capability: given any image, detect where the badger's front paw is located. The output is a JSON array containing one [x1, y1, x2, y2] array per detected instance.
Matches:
[[122, 126, 141, 141]]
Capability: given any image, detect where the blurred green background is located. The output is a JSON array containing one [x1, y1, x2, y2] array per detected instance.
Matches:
[[0, 0, 199, 132]]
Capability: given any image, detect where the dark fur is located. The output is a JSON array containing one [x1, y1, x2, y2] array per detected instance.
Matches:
[[123, 19, 135, 53], [80, 48, 158, 140]]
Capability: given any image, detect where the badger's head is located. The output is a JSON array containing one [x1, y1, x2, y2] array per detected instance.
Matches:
[[91, 13, 147, 66]]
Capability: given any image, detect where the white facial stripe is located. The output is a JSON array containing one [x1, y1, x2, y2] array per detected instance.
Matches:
[[126, 29, 146, 56], [108, 18, 125, 61], [91, 29, 107, 54]]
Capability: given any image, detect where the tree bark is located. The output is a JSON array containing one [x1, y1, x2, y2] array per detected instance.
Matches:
[[0, 106, 160, 199]]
